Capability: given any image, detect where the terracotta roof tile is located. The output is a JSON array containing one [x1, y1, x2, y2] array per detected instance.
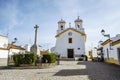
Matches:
[[8, 44, 25, 50]]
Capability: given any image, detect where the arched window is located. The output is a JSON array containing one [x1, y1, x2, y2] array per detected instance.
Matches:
[[61, 26, 63, 30], [77, 24, 80, 28]]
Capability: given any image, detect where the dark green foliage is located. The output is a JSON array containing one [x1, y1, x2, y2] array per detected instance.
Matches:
[[42, 53, 56, 63], [23, 52, 36, 64], [13, 54, 21, 66], [13, 53, 24, 66], [13, 52, 37, 66]]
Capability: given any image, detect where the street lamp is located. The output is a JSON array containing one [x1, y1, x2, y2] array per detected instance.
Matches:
[[101, 29, 110, 38], [101, 29, 112, 60], [7, 38, 17, 66], [12, 38, 17, 44]]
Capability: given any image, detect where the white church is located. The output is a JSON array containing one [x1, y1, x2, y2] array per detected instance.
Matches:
[[52, 17, 86, 60]]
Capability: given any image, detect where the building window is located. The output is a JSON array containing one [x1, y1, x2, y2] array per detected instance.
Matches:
[[61, 26, 63, 30], [77, 24, 80, 28], [78, 48, 80, 50], [68, 38, 72, 43], [68, 32, 72, 36]]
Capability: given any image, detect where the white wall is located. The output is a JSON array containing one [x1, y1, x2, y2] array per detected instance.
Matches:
[[0, 36, 8, 48], [0, 50, 8, 58], [9, 49, 25, 55], [55, 29, 85, 57], [112, 44, 120, 60], [24, 44, 31, 52], [92, 48, 98, 57], [0, 36, 8, 58], [103, 43, 119, 60]]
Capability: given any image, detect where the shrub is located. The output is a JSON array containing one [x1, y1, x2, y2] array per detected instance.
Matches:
[[50, 53, 56, 63], [13, 52, 37, 66], [42, 53, 56, 63], [23, 52, 36, 64], [13, 53, 23, 66]]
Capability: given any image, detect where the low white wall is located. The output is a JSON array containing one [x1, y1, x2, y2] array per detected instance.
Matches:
[[0, 58, 7, 66], [0, 50, 8, 58]]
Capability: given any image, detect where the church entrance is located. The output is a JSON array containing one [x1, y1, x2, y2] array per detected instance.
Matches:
[[67, 49, 74, 58], [117, 48, 120, 64]]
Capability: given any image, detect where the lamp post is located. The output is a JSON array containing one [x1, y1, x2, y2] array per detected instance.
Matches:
[[101, 29, 112, 60], [7, 38, 17, 66], [101, 29, 110, 39]]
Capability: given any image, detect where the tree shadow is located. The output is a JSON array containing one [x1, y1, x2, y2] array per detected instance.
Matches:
[[54, 69, 88, 76], [54, 61, 120, 80]]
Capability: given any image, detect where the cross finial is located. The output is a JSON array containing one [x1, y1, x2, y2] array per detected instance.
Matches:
[[34, 25, 39, 29]]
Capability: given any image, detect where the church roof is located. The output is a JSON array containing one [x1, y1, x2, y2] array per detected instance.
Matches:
[[55, 28, 86, 41]]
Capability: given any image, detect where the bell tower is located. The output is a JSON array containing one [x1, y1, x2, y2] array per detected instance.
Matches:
[[57, 19, 66, 34], [74, 16, 84, 33]]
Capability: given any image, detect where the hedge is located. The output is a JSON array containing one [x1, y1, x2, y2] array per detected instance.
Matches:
[[13, 54, 22, 66], [13, 52, 36, 66], [42, 53, 56, 63]]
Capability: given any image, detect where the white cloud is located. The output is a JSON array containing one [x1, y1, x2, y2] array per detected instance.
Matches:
[[0, 0, 120, 49]]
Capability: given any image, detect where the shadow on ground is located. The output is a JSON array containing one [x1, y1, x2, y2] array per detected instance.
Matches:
[[54, 61, 120, 80]]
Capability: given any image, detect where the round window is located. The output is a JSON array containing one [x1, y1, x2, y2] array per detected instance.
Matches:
[[68, 32, 72, 36]]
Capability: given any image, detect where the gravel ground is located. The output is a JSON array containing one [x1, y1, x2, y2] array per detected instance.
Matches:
[[0, 58, 7, 66], [0, 61, 120, 80]]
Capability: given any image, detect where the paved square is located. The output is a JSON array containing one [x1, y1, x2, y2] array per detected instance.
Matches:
[[0, 61, 120, 80]]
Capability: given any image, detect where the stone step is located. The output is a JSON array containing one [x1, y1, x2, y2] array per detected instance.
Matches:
[[60, 58, 75, 61]]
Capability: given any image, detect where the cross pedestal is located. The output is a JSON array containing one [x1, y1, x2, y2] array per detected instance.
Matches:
[[30, 25, 40, 57]]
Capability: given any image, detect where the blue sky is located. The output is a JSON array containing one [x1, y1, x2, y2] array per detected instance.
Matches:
[[0, 0, 120, 49]]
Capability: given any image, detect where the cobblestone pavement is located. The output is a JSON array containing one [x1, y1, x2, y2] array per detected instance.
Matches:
[[0, 61, 120, 80]]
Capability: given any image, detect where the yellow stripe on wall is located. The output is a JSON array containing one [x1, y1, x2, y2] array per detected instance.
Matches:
[[104, 58, 119, 64]]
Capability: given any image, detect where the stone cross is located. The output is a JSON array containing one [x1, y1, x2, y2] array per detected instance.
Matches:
[[30, 24, 40, 56], [34, 25, 39, 45]]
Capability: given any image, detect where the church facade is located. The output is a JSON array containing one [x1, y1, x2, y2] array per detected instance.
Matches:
[[53, 17, 86, 59]]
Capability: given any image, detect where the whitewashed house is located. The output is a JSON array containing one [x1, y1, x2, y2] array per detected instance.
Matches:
[[0, 35, 8, 58], [0, 35, 26, 66], [24, 44, 31, 52], [0, 35, 8, 66], [53, 17, 86, 60], [8, 43, 25, 56], [101, 34, 120, 64]]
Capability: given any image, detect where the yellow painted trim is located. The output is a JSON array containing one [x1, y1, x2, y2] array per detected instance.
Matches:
[[104, 58, 119, 64], [55, 28, 87, 41], [114, 60, 119, 64], [0, 47, 8, 50], [101, 39, 111, 46], [112, 39, 120, 46]]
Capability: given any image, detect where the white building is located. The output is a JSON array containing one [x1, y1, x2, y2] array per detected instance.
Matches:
[[24, 44, 42, 55], [53, 17, 86, 60], [0, 35, 8, 66], [0, 35, 26, 66], [0, 35, 8, 58], [8, 43, 25, 56], [24, 44, 31, 52], [101, 34, 120, 64]]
